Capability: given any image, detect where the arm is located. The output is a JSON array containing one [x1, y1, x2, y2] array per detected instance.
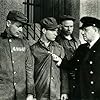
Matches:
[[61, 94, 68, 100], [52, 46, 65, 66], [60, 69, 69, 100], [25, 45, 36, 100], [60, 46, 69, 99]]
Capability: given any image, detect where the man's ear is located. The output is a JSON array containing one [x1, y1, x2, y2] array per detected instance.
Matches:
[[42, 28, 46, 34], [6, 20, 11, 27], [93, 26, 98, 32]]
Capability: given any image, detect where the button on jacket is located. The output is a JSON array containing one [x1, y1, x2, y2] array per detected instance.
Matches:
[[31, 40, 65, 100], [0, 31, 35, 100], [70, 39, 100, 100]]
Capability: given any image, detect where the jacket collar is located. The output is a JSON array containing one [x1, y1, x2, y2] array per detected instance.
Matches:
[[1, 29, 14, 39], [90, 38, 100, 49]]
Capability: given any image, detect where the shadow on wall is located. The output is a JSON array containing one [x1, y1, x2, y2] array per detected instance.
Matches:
[[0, 0, 24, 33], [23, 23, 41, 46]]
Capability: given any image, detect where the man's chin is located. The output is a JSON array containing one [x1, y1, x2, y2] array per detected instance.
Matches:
[[63, 32, 72, 35], [15, 35, 23, 38], [50, 39, 55, 41]]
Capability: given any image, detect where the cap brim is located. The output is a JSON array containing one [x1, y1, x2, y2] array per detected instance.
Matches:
[[60, 15, 76, 22], [16, 20, 31, 26], [79, 23, 92, 29], [45, 25, 59, 30]]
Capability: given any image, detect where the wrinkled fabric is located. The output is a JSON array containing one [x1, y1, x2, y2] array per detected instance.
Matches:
[[56, 35, 80, 60], [0, 31, 35, 100], [31, 40, 64, 100]]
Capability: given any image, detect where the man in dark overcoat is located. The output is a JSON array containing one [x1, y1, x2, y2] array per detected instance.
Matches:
[[70, 16, 100, 100]]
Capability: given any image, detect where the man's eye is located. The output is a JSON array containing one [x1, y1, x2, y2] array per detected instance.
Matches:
[[16, 25, 23, 28]]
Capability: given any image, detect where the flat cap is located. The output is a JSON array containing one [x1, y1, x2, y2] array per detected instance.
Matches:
[[60, 15, 75, 22], [80, 16, 100, 29], [40, 17, 58, 30], [7, 10, 30, 25]]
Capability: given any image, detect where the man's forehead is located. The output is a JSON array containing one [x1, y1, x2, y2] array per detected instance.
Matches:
[[13, 21, 23, 26], [62, 20, 74, 24], [48, 28, 58, 31]]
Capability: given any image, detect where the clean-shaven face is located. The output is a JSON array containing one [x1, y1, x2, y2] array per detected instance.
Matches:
[[9, 21, 24, 38], [45, 28, 58, 41], [81, 26, 96, 42]]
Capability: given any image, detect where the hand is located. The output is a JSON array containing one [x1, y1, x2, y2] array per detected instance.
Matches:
[[52, 53, 62, 66], [61, 94, 68, 100], [48, 51, 62, 66], [26, 94, 37, 100]]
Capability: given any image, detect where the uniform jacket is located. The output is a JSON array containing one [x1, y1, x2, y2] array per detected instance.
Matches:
[[70, 38, 100, 100], [31, 40, 65, 100], [0, 30, 35, 100]]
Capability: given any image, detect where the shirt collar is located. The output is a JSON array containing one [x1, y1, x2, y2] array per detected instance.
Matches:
[[1, 29, 15, 38], [39, 38, 50, 47], [64, 35, 72, 40], [39, 38, 56, 49]]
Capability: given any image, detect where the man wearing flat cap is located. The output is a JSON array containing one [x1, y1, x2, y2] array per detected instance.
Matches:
[[56, 15, 81, 100], [30, 17, 68, 100], [69, 16, 100, 100], [0, 10, 36, 100]]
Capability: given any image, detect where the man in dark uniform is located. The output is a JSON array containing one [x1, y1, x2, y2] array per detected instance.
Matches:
[[31, 17, 68, 100], [56, 15, 81, 100], [0, 10, 36, 100], [70, 16, 100, 100]]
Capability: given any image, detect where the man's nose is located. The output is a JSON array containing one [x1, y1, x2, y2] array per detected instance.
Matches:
[[19, 27, 23, 32], [68, 27, 71, 30], [54, 31, 58, 36]]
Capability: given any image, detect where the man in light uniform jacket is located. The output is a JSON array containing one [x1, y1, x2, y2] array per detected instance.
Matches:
[[0, 10, 36, 100]]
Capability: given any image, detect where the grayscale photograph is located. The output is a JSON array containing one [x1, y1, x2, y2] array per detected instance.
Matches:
[[0, 0, 100, 100]]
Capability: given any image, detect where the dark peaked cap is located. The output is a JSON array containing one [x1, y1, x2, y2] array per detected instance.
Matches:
[[80, 16, 100, 29], [7, 10, 31, 25], [59, 15, 75, 22], [40, 17, 58, 30]]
